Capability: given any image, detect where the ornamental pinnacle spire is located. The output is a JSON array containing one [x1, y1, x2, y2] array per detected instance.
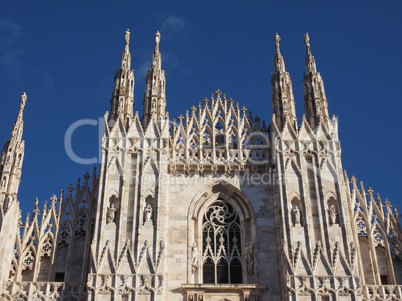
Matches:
[[274, 33, 285, 73], [302, 33, 330, 129], [109, 29, 135, 128], [303, 33, 317, 74], [142, 31, 166, 128], [271, 33, 297, 131], [152, 31, 162, 70], [0, 93, 27, 211]]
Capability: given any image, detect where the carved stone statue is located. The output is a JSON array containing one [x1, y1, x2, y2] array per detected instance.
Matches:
[[329, 205, 337, 225], [244, 242, 254, 274], [144, 203, 153, 224], [191, 242, 198, 274], [316, 101, 321, 114], [292, 205, 301, 226], [125, 29, 130, 46], [283, 99, 288, 112], [304, 32, 310, 47], [106, 204, 117, 224]]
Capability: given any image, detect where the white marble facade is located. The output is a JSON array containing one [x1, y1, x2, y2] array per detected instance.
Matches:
[[0, 31, 401, 301]]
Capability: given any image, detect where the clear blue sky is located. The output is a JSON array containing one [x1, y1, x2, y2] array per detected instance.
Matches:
[[1, 1, 401, 216]]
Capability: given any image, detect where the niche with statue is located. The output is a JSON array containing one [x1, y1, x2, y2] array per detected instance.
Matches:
[[106, 195, 119, 225], [143, 195, 155, 226], [291, 197, 303, 227], [327, 197, 339, 226]]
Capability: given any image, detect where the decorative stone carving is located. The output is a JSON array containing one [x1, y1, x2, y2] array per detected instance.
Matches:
[[144, 203, 153, 224], [292, 205, 301, 226], [283, 99, 288, 112], [191, 242, 199, 274], [106, 203, 117, 224], [244, 242, 254, 274], [329, 205, 337, 225]]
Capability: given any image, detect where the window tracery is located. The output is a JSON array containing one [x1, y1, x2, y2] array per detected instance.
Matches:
[[75, 212, 87, 237], [202, 200, 242, 284], [41, 238, 53, 257], [60, 224, 70, 241], [23, 250, 35, 270]]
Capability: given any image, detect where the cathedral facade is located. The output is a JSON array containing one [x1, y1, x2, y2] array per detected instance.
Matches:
[[0, 30, 401, 301]]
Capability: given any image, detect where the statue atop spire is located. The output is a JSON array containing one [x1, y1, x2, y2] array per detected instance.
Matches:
[[20, 92, 27, 110], [274, 33, 281, 55], [273, 33, 285, 74], [125, 29, 130, 49], [151, 31, 162, 70], [18, 92, 27, 120], [155, 30, 160, 46], [303, 32, 310, 48]]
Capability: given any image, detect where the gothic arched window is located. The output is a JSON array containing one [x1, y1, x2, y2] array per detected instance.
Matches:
[[202, 200, 242, 284]]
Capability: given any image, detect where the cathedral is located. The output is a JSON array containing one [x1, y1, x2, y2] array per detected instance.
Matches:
[[0, 29, 401, 301]]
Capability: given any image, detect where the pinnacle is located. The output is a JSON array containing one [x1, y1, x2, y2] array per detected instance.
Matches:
[[303, 32, 317, 74]]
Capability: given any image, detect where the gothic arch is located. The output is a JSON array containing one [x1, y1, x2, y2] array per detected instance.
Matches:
[[187, 180, 257, 284], [188, 180, 255, 222], [107, 189, 119, 200]]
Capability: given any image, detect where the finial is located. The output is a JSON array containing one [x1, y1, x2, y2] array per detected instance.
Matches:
[[50, 194, 57, 205], [125, 29, 130, 47], [303, 32, 310, 48], [215, 89, 222, 99]]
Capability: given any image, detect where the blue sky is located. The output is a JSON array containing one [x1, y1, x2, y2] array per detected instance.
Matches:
[[0, 1, 401, 216]]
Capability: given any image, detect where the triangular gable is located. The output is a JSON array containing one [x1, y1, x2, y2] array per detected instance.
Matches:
[[116, 249, 136, 274], [126, 116, 144, 138], [144, 118, 161, 139], [99, 248, 115, 274]]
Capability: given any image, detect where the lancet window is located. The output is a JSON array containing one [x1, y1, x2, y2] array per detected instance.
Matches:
[[202, 200, 242, 284]]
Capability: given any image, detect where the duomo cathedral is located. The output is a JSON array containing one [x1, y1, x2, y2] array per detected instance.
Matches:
[[0, 30, 401, 301]]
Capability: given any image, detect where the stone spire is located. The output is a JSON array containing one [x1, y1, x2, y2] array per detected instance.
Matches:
[[109, 29, 135, 128], [0, 93, 27, 211], [271, 33, 297, 130], [142, 31, 166, 128], [302, 33, 330, 128]]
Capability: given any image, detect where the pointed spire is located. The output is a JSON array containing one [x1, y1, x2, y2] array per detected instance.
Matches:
[[274, 33, 285, 73], [10, 93, 27, 146], [303, 33, 317, 73], [271, 34, 297, 131], [302, 33, 330, 129], [121, 29, 131, 70], [151, 31, 162, 70], [109, 29, 135, 128], [142, 31, 167, 128], [0, 93, 27, 207]]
